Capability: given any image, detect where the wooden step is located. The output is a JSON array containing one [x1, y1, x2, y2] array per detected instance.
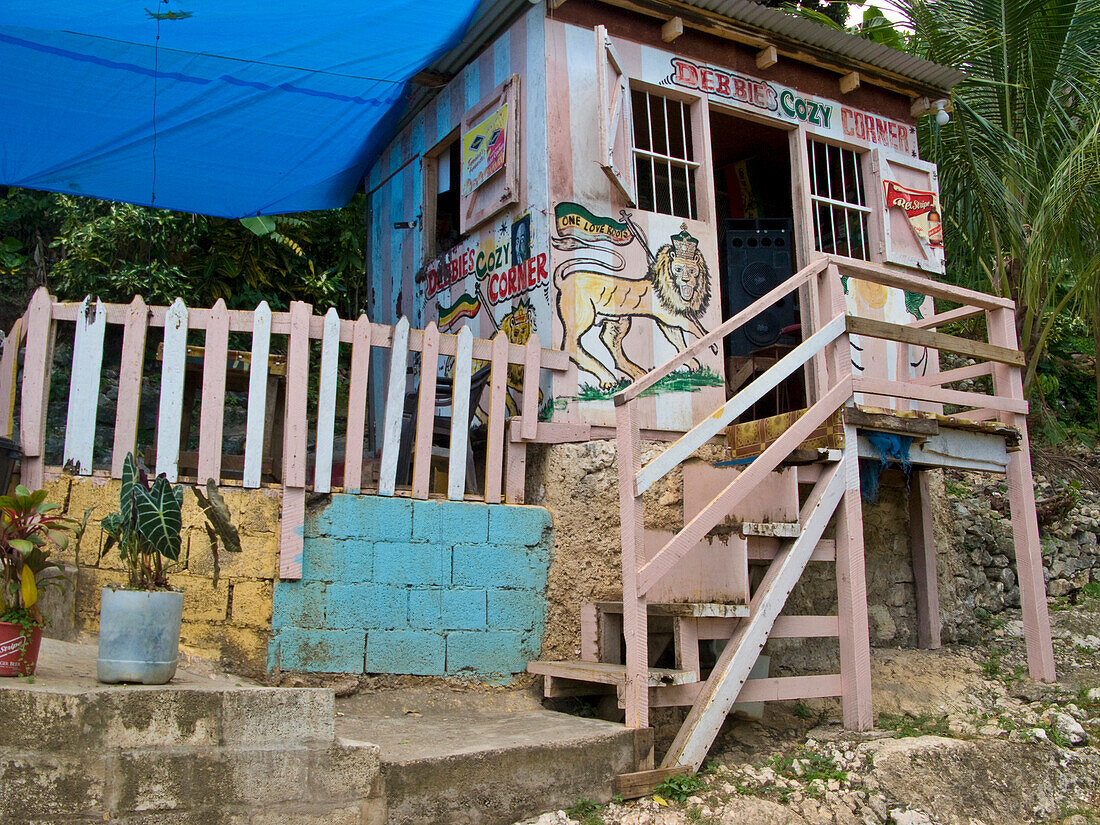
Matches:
[[595, 601, 749, 619], [527, 660, 699, 687]]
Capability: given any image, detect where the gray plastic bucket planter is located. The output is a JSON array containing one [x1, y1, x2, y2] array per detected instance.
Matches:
[[97, 588, 184, 684]]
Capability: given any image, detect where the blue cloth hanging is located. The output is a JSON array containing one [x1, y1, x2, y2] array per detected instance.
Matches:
[[859, 431, 913, 502]]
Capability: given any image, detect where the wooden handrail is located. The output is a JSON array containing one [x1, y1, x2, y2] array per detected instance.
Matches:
[[826, 255, 1014, 310], [909, 304, 985, 330], [614, 257, 829, 405], [846, 316, 1025, 367], [852, 376, 1028, 414]]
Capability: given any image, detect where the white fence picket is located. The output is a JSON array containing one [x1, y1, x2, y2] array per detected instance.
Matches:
[[62, 296, 107, 475], [314, 307, 341, 493], [448, 326, 474, 501], [156, 298, 188, 481], [243, 301, 271, 488], [378, 317, 410, 497]]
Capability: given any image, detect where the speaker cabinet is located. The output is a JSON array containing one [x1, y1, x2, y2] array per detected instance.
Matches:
[[723, 218, 797, 357]]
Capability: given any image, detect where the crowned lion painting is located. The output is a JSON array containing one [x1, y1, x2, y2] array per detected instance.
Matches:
[[555, 224, 711, 390]]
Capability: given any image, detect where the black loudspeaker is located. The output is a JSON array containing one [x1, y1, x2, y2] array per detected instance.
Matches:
[[724, 218, 797, 357]]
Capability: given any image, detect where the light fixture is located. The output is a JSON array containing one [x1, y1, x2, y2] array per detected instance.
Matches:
[[933, 99, 950, 126]]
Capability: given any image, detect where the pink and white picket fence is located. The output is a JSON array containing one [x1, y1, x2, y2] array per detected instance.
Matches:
[[0, 288, 568, 577]]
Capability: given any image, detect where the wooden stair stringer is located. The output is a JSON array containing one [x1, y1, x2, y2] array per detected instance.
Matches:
[[660, 459, 847, 771]]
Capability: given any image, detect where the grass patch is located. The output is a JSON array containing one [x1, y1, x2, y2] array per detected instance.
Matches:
[[565, 798, 604, 825], [655, 772, 707, 803], [577, 367, 722, 402], [877, 712, 952, 738], [769, 750, 846, 786]]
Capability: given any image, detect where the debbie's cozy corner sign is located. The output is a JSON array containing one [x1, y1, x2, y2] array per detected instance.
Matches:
[[461, 103, 509, 196]]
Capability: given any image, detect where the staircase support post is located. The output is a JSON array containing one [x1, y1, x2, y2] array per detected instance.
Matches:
[[615, 398, 650, 749]]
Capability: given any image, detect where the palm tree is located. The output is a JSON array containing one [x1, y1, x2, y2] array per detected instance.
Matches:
[[899, 0, 1100, 415]]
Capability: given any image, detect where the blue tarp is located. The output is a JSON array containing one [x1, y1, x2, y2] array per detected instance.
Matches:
[[0, 1, 480, 217]]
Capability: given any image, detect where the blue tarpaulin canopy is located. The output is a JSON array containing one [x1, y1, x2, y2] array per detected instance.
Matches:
[[0, 1, 481, 217]]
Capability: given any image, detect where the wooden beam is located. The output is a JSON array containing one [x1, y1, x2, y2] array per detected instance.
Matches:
[[830, 256, 1014, 310], [755, 44, 778, 69], [910, 96, 931, 117], [614, 766, 691, 800], [910, 471, 942, 649], [910, 304, 986, 330], [844, 406, 939, 437], [846, 315, 1025, 367], [839, 71, 860, 94], [853, 376, 1028, 415], [661, 16, 684, 41]]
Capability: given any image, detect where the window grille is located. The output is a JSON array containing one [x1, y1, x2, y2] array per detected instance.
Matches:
[[808, 139, 870, 260], [632, 90, 698, 219]]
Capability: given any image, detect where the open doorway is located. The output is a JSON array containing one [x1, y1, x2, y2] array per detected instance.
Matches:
[[710, 109, 804, 417]]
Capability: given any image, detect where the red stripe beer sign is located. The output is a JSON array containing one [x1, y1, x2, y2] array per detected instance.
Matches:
[[883, 180, 943, 248]]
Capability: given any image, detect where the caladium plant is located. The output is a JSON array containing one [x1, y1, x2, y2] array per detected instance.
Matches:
[[101, 454, 240, 590], [0, 485, 81, 625]]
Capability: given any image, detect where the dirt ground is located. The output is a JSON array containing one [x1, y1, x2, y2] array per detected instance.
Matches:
[[515, 595, 1100, 825]]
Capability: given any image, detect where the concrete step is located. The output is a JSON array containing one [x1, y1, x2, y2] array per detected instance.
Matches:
[[336, 685, 636, 825]]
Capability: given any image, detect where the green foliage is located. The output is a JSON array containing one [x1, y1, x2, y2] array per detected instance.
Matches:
[[192, 481, 242, 588], [877, 712, 952, 738], [768, 750, 847, 786], [655, 772, 706, 803], [0, 485, 80, 625], [565, 798, 604, 825]]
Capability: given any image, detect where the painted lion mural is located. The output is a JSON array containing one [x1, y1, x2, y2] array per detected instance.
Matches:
[[555, 226, 711, 390]]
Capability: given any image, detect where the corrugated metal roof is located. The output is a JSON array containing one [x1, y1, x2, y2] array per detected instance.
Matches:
[[423, 0, 964, 93]]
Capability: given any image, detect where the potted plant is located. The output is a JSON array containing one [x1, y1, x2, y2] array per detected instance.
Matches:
[[0, 486, 79, 676], [98, 453, 239, 685]]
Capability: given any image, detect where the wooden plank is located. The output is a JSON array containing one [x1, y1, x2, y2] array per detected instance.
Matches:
[[616, 398, 649, 730], [661, 461, 846, 770], [580, 603, 598, 662], [448, 326, 474, 501], [343, 314, 372, 494], [674, 617, 700, 676], [0, 317, 23, 439], [910, 304, 985, 330], [156, 298, 189, 482], [614, 767, 691, 800], [741, 522, 800, 538], [484, 332, 509, 503], [646, 674, 842, 707], [846, 315, 1024, 367], [988, 308, 1055, 682], [279, 485, 305, 580], [521, 333, 541, 440], [283, 302, 312, 489], [197, 299, 230, 484], [852, 376, 1027, 414], [616, 258, 827, 404], [637, 379, 851, 596], [599, 610, 624, 664], [378, 316, 410, 497], [689, 615, 839, 641], [755, 44, 777, 69], [313, 307, 341, 494], [844, 407, 939, 436], [635, 313, 845, 494], [828, 255, 1014, 310], [835, 423, 873, 730], [748, 538, 836, 563], [242, 303, 271, 488], [505, 439, 526, 504], [839, 71, 860, 94], [63, 296, 107, 475], [596, 602, 750, 619], [912, 362, 993, 387], [526, 660, 698, 686], [20, 289, 54, 489], [661, 16, 684, 41], [411, 322, 440, 499], [111, 297, 149, 477], [910, 470, 942, 649]]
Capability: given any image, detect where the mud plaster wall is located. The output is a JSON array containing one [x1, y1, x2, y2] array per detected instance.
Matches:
[[39, 473, 280, 677], [528, 442, 942, 674]]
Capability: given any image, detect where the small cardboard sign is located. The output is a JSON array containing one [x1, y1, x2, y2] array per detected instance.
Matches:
[[461, 103, 509, 196]]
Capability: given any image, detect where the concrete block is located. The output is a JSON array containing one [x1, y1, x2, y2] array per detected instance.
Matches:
[[487, 589, 546, 632], [0, 753, 107, 819], [406, 587, 442, 629], [189, 529, 278, 580], [221, 688, 334, 745], [92, 690, 223, 748], [301, 537, 373, 583], [273, 628, 365, 673], [488, 505, 552, 547], [272, 581, 326, 630], [451, 545, 549, 589], [223, 486, 282, 534], [309, 495, 412, 540], [307, 738, 382, 801], [412, 499, 489, 543], [441, 589, 486, 630], [445, 630, 529, 675], [172, 573, 230, 623], [229, 579, 273, 628], [325, 583, 406, 630], [374, 543, 448, 586], [364, 629, 444, 676]]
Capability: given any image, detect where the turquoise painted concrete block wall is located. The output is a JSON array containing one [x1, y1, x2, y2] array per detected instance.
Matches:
[[268, 496, 553, 680]]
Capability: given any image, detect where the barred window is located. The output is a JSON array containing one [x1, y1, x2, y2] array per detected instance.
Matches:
[[632, 90, 698, 219], [809, 139, 870, 260]]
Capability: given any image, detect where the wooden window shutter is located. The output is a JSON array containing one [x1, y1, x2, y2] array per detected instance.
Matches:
[[595, 25, 636, 206], [873, 149, 945, 275], [459, 74, 520, 233]]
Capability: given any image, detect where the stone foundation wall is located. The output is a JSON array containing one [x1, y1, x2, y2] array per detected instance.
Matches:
[[40, 473, 281, 677]]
